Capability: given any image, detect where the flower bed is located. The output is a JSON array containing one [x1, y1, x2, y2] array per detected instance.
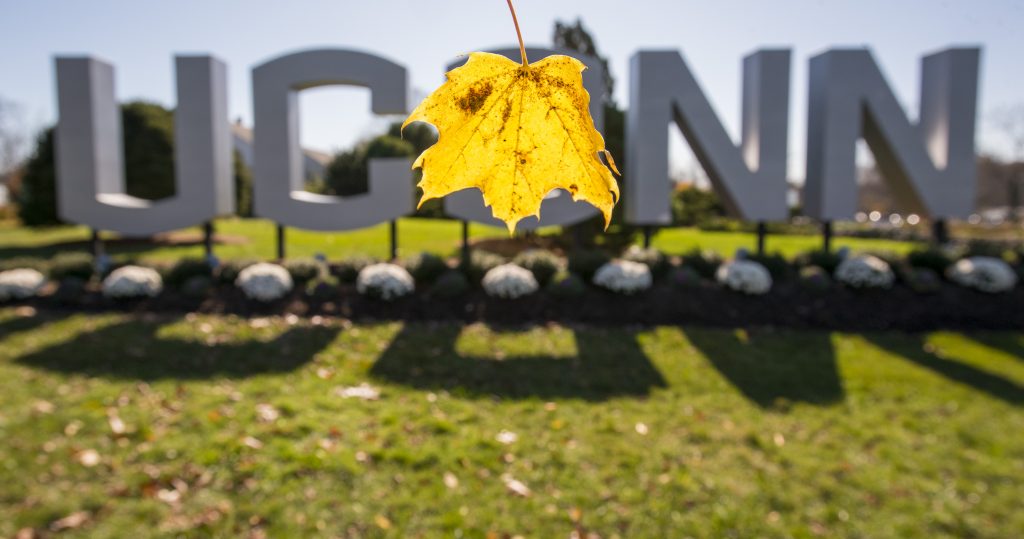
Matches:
[[102, 266, 163, 299], [0, 269, 47, 301], [716, 260, 772, 295], [3, 246, 1023, 331], [835, 255, 895, 289], [357, 263, 415, 300], [947, 256, 1018, 293], [236, 263, 294, 302], [593, 260, 652, 294], [482, 264, 538, 299]]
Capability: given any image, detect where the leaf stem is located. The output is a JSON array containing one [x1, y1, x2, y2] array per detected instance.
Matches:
[[505, 0, 528, 66]]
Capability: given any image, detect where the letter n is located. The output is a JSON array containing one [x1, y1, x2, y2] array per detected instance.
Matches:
[[803, 48, 981, 220], [626, 50, 791, 224]]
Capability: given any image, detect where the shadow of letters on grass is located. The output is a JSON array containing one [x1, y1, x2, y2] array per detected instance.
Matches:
[[863, 333, 1024, 405], [683, 328, 844, 408], [14, 318, 340, 380], [369, 324, 667, 401]]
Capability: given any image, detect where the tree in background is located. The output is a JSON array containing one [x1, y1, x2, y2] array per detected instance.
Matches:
[[553, 20, 614, 108], [323, 121, 444, 218], [671, 182, 726, 226], [989, 104, 1024, 220], [16, 128, 57, 225], [552, 19, 634, 249], [323, 132, 413, 196], [233, 149, 253, 218], [119, 102, 175, 200], [0, 97, 27, 175]]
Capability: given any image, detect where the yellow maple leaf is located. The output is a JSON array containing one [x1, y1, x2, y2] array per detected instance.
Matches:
[[403, 51, 620, 234]]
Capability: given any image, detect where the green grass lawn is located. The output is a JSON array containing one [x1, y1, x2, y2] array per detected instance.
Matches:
[[0, 217, 922, 263], [1, 308, 1022, 537]]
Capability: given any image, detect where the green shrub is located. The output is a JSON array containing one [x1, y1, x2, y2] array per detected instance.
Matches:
[[798, 266, 831, 291], [513, 249, 563, 286], [621, 245, 669, 277], [401, 252, 448, 284], [431, 270, 470, 298], [680, 249, 722, 280], [568, 249, 610, 282], [794, 250, 842, 274], [962, 239, 1008, 259], [745, 252, 791, 280], [0, 256, 48, 273], [668, 266, 703, 288], [904, 267, 941, 294], [331, 254, 378, 284], [283, 257, 326, 285], [306, 276, 339, 298], [215, 258, 259, 285], [461, 250, 506, 283], [180, 275, 213, 299], [48, 252, 94, 281], [547, 271, 586, 298], [52, 277, 87, 305], [906, 247, 954, 275], [19, 103, 177, 226], [164, 258, 213, 286]]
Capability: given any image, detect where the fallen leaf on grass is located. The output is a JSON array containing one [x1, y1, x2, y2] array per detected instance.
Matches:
[[157, 488, 181, 504], [50, 511, 90, 531], [773, 433, 786, 447], [242, 436, 264, 449], [495, 430, 518, 444], [315, 367, 334, 380], [255, 403, 280, 423], [501, 474, 531, 497], [31, 400, 55, 414], [77, 449, 101, 467], [374, 515, 392, 530], [334, 383, 381, 401], [108, 413, 126, 435]]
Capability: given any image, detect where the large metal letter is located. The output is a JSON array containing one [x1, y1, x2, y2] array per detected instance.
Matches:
[[803, 48, 980, 220], [252, 49, 411, 231], [55, 56, 232, 236], [441, 47, 605, 231], [626, 50, 791, 224]]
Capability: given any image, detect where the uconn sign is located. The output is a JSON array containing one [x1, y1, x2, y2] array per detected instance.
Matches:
[[52, 45, 980, 235]]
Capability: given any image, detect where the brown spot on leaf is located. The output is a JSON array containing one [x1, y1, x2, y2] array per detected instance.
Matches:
[[502, 101, 513, 123], [457, 81, 493, 114]]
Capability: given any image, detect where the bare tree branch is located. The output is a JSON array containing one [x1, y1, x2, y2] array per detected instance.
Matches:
[[989, 103, 1024, 162], [0, 97, 28, 175]]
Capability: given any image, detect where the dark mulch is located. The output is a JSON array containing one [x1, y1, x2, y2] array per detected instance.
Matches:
[[10, 281, 1024, 332]]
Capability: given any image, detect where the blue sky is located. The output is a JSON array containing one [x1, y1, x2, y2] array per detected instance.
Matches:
[[1, 0, 1022, 178]]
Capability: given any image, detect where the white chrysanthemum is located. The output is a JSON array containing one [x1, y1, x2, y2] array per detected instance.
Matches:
[[482, 263, 538, 299], [0, 268, 47, 301], [947, 256, 1018, 293], [102, 265, 163, 299], [236, 262, 293, 302], [716, 259, 772, 295], [834, 255, 894, 289], [356, 263, 415, 300], [593, 259, 652, 294]]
